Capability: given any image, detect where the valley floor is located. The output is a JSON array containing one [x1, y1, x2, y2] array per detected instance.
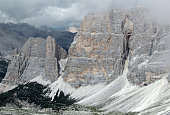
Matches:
[[0, 106, 138, 115]]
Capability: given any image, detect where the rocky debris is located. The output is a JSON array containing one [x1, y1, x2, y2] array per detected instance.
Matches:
[[0, 36, 67, 92]]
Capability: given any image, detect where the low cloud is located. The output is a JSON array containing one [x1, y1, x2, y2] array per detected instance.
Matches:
[[0, 0, 169, 28]]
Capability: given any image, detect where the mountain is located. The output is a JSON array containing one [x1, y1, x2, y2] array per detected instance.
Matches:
[[47, 7, 170, 114], [0, 23, 76, 83], [62, 8, 170, 87], [0, 22, 76, 52], [0, 36, 67, 92], [1, 7, 170, 114]]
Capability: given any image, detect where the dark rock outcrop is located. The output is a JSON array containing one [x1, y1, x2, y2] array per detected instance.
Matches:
[[0, 58, 9, 82]]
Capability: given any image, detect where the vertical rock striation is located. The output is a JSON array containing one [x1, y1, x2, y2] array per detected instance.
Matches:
[[63, 10, 127, 87], [126, 8, 170, 85], [1, 7, 170, 92], [63, 8, 170, 87], [0, 36, 67, 92]]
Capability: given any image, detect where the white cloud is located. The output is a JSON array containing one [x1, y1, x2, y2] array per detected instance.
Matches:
[[0, 10, 16, 23], [0, 0, 169, 27], [21, 3, 84, 27]]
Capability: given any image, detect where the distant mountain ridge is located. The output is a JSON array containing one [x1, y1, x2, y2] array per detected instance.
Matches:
[[2, 7, 170, 114], [0, 22, 76, 52], [0, 22, 76, 83]]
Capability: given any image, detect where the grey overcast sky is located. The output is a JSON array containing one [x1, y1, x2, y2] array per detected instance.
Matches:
[[0, 0, 169, 28]]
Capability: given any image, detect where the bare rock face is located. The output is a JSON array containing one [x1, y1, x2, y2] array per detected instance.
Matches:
[[0, 36, 67, 92], [63, 8, 170, 87], [126, 8, 170, 85], [1, 7, 170, 91], [63, 10, 126, 87], [0, 57, 9, 82]]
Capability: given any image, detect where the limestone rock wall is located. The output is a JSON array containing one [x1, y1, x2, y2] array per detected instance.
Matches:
[[0, 36, 67, 91], [127, 8, 170, 85], [63, 8, 170, 86], [63, 10, 126, 87], [1, 7, 170, 90]]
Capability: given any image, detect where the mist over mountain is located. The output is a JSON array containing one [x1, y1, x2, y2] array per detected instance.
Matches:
[[0, 22, 76, 52], [0, 22, 76, 84], [0, 0, 170, 28], [1, 0, 170, 115]]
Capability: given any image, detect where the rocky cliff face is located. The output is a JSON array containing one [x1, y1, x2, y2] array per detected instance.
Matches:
[[0, 36, 67, 92], [127, 8, 170, 85], [2, 8, 169, 89], [63, 10, 128, 87], [1, 7, 170, 114], [63, 8, 170, 87], [0, 23, 75, 84]]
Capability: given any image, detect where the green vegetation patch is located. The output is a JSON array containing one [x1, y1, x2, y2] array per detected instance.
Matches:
[[0, 60, 8, 81], [0, 82, 76, 111]]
